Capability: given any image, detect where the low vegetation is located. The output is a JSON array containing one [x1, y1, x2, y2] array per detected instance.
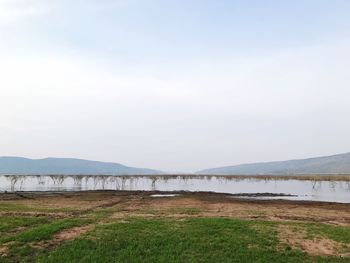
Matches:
[[0, 191, 349, 262]]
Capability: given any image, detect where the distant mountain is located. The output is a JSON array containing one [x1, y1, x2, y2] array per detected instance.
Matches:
[[0, 157, 162, 175], [197, 152, 350, 175]]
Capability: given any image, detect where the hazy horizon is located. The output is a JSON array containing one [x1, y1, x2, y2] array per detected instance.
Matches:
[[1, 0, 350, 172]]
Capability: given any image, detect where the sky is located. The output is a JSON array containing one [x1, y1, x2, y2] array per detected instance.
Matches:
[[1, 0, 350, 172]]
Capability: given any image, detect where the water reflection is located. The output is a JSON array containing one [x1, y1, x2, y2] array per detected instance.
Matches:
[[0, 175, 349, 203]]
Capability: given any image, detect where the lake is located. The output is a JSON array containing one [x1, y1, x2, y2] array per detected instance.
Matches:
[[1, 175, 350, 203]]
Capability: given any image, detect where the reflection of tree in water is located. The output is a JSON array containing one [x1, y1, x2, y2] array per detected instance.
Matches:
[[120, 176, 127, 190], [115, 177, 121, 190], [106, 176, 117, 190], [217, 176, 225, 185], [50, 175, 65, 185], [84, 176, 90, 189], [311, 180, 322, 191], [71, 175, 83, 190], [329, 181, 337, 192], [93, 176, 99, 189], [19, 176, 25, 190], [94, 176, 107, 190], [84, 176, 143, 191], [205, 175, 212, 182], [72, 176, 82, 185], [233, 177, 242, 183], [163, 176, 169, 184], [36, 175, 45, 185], [128, 177, 135, 190], [135, 177, 141, 189], [92, 175, 135, 190], [180, 175, 189, 185], [107, 176, 115, 190], [6, 175, 26, 192], [346, 181, 350, 191], [100, 176, 106, 190], [151, 177, 157, 190]]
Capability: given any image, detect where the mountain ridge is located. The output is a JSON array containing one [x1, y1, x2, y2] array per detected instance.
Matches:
[[0, 156, 162, 175], [197, 152, 350, 175]]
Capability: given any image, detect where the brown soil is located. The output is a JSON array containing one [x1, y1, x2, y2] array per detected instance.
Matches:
[[278, 225, 350, 257], [0, 211, 69, 218], [18, 196, 122, 211], [0, 246, 8, 257], [1, 191, 349, 225], [54, 225, 95, 241], [30, 225, 95, 251], [106, 192, 350, 226]]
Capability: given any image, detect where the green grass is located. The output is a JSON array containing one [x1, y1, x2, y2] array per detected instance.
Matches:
[[0, 218, 91, 263], [281, 221, 350, 245], [305, 223, 350, 244], [8, 219, 89, 243], [141, 207, 202, 216], [1, 195, 349, 263], [0, 216, 348, 263], [0, 216, 49, 242], [37, 218, 347, 263]]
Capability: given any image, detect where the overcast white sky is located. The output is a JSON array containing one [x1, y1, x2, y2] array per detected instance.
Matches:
[[1, 0, 350, 172]]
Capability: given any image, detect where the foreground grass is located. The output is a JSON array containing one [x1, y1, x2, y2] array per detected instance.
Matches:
[[0, 192, 349, 263], [0, 218, 91, 262], [0, 216, 49, 238], [304, 223, 350, 244], [35, 218, 346, 263]]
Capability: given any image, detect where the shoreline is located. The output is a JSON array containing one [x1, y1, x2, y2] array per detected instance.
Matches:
[[1, 189, 350, 206]]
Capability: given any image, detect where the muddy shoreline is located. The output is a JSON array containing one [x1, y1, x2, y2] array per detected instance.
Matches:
[[1, 189, 349, 207]]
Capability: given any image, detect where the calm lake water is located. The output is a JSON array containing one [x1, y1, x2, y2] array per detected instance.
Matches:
[[1, 175, 350, 203]]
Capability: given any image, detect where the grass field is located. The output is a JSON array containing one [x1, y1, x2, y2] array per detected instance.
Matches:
[[0, 191, 349, 262]]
